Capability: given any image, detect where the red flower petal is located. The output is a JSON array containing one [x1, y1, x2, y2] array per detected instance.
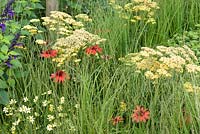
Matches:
[[41, 50, 58, 58], [85, 45, 102, 55], [50, 70, 70, 83], [112, 116, 123, 125], [131, 105, 150, 123]]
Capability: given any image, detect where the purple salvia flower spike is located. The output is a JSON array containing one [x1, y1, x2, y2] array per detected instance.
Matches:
[[0, 23, 6, 32]]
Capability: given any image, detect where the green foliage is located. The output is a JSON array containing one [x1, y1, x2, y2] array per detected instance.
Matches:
[[0, 80, 8, 89], [0, 42, 22, 105], [60, 0, 103, 14], [0, 3, 22, 105], [0, 89, 9, 105], [168, 24, 200, 62], [14, 0, 45, 18]]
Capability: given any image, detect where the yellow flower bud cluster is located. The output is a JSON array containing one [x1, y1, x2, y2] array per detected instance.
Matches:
[[109, 0, 159, 24], [35, 39, 47, 45], [22, 25, 38, 35], [184, 82, 200, 93], [119, 45, 200, 80], [52, 29, 106, 66], [120, 101, 127, 112]]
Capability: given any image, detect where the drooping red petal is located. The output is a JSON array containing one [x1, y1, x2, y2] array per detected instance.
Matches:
[[112, 116, 123, 125], [50, 70, 70, 83], [41, 50, 58, 58], [85, 45, 102, 55]]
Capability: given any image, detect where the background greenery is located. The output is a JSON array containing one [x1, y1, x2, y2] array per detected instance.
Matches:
[[1, 0, 200, 133]]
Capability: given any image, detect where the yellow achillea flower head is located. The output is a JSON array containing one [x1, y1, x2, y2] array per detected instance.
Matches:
[[184, 82, 200, 93], [184, 82, 194, 92], [109, 0, 159, 24], [120, 45, 200, 80], [35, 39, 47, 45]]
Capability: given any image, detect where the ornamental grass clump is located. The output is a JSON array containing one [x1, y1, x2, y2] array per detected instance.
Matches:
[[21, 10, 106, 83], [109, 0, 159, 24], [75, 14, 92, 22], [119, 45, 200, 80]]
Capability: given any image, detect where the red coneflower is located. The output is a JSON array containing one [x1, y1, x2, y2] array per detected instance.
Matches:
[[85, 45, 102, 55], [112, 116, 123, 125], [50, 70, 70, 83], [131, 106, 150, 123], [41, 49, 58, 58]]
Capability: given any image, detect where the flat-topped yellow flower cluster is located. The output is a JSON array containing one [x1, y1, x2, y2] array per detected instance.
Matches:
[[119, 45, 200, 80], [109, 0, 159, 24], [41, 11, 92, 36], [23, 11, 92, 37], [22, 25, 42, 35]]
